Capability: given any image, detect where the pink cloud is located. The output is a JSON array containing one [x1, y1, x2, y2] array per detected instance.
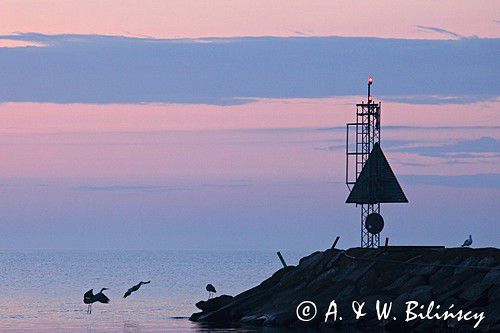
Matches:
[[1, 1, 498, 39], [0, 97, 498, 134]]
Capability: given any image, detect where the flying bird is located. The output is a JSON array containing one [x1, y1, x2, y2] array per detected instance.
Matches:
[[83, 288, 110, 314], [461, 235, 473, 247], [206, 284, 216, 299], [123, 281, 151, 298]]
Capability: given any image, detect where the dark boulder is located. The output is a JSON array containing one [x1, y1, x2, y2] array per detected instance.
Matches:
[[190, 295, 234, 321], [195, 294, 234, 312]]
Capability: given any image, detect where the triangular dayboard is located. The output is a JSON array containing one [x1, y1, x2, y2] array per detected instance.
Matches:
[[346, 143, 408, 204]]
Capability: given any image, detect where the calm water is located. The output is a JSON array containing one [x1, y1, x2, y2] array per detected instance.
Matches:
[[0, 249, 308, 332]]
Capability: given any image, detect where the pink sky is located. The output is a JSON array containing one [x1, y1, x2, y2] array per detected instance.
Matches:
[[1, 98, 498, 134], [1, 0, 499, 39], [0, 1, 498, 250], [0, 98, 498, 181]]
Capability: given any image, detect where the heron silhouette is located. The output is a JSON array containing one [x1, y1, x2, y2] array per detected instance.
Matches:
[[206, 284, 216, 299], [123, 281, 151, 298], [83, 288, 110, 314], [461, 235, 473, 247]]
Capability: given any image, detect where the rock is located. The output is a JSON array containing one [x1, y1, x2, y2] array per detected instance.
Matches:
[[307, 267, 336, 292], [299, 251, 322, 265], [188, 312, 202, 321], [459, 282, 488, 303], [240, 314, 268, 325], [195, 295, 234, 312], [190, 247, 500, 331], [489, 286, 500, 302], [409, 261, 440, 276], [429, 266, 454, 286], [482, 268, 500, 286], [477, 256, 496, 267], [344, 261, 376, 283], [401, 275, 427, 290], [336, 284, 355, 298], [454, 256, 479, 274], [486, 300, 500, 324], [325, 251, 343, 269], [384, 273, 411, 291], [434, 287, 462, 304], [408, 286, 433, 304], [392, 291, 410, 315], [376, 270, 396, 286]]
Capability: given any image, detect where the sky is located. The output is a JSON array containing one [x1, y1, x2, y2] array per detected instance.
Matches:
[[0, 1, 499, 250]]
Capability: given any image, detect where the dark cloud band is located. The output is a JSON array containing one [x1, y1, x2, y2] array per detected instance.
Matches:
[[0, 33, 499, 105]]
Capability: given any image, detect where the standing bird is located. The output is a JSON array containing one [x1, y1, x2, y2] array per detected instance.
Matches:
[[123, 281, 151, 298], [83, 288, 110, 314], [461, 235, 473, 247], [206, 284, 216, 299]]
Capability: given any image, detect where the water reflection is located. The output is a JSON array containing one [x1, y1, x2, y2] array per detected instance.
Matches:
[[0, 249, 308, 332]]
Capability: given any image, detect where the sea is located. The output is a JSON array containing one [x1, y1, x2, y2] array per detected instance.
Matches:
[[0, 249, 310, 332]]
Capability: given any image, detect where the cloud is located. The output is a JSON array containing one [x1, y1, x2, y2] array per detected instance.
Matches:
[[315, 139, 415, 152], [314, 144, 343, 151], [0, 33, 498, 105], [416, 25, 464, 39], [78, 185, 190, 192], [397, 161, 428, 167], [292, 30, 314, 36], [382, 95, 498, 105], [78, 182, 250, 192], [389, 136, 500, 159], [400, 173, 500, 188]]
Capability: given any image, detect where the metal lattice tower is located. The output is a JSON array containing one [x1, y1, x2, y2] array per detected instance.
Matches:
[[346, 77, 382, 248]]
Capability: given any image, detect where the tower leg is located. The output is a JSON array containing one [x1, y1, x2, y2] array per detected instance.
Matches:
[[361, 203, 381, 248]]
